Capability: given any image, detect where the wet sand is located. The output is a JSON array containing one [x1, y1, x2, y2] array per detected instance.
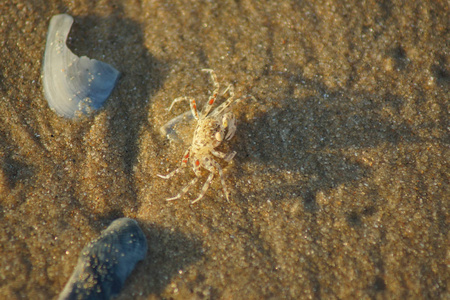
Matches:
[[0, 0, 448, 299]]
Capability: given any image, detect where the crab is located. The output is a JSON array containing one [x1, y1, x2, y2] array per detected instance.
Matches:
[[158, 69, 253, 204]]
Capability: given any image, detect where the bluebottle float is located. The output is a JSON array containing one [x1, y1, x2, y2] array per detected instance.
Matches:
[[58, 218, 147, 300], [42, 14, 120, 119]]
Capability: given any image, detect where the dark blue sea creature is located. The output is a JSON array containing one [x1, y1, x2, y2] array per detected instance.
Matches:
[[58, 218, 147, 300]]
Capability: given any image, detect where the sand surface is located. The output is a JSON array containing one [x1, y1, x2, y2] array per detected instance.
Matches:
[[0, 0, 448, 299]]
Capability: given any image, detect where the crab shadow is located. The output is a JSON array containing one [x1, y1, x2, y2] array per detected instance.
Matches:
[[234, 69, 421, 213]]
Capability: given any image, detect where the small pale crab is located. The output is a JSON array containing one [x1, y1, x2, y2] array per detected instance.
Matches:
[[158, 69, 254, 204]]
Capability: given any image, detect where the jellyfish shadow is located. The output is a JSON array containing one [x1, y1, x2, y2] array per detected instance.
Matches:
[[56, 12, 166, 219]]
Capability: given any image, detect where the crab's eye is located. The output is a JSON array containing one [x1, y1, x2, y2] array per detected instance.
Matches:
[[215, 132, 224, 141]]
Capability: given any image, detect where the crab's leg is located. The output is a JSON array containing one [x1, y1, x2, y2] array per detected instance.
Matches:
[[209, 95, 234, 118], [189, 98, 200, 120], [222, 84, 235, 98], [207, 84, 234, 119], [211, 149, 236, 162], [168, 96, 187, 111], [215, 93, 247, 115], [157, 149, 190, 179], [213, 159, 231, 202], [191, 171, 214, 204], [168, 96, 199, 120], [166, 176, 199, 201], [222, 112, 237, 140], [191, 160, 229, 204], [157, 168, 179, 180], [201, 69, 220, 117]]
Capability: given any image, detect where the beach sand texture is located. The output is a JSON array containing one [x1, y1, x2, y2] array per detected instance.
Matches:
[[0, 0, 448, 299]]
